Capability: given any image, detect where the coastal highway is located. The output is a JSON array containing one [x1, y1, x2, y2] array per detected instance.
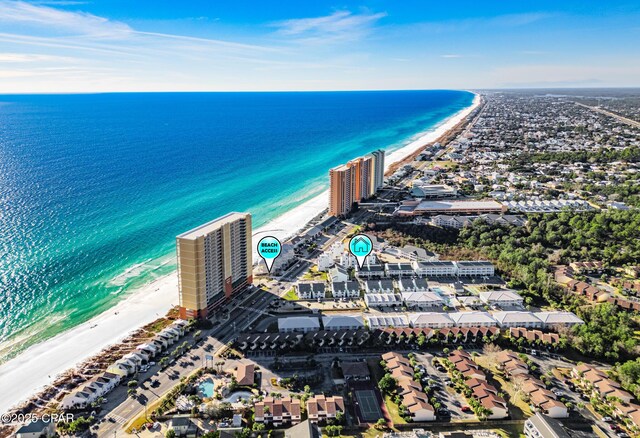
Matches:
[[95, 285, 278, 437]]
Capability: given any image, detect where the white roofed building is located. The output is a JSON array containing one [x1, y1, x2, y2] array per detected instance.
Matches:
[[409, 312, 455, 328], [450, 312, 497, 327], [412, 261, 456, 277], [479, 290, 524, 307], [402, 292, 444, 309], [493, 311, 543, 328], [365, 293, 401, 308], [366, 315, 409, 329], [278, 316, 321, 333], [536, 312, 584, 328], [455, 261, 495, 277], [322, 315, 365, 331]]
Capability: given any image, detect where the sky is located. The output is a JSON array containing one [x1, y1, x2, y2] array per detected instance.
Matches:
[[0, 0, 639, 92]]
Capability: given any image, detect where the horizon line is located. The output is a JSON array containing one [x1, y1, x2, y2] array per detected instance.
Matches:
[[1, 86, 640, 96]]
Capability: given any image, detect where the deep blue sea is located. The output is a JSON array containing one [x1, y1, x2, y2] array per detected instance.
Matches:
[[0, 90, 473, 361]]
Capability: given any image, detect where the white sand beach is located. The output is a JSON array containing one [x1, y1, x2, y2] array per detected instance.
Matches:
[[0, 92, 479, 415]]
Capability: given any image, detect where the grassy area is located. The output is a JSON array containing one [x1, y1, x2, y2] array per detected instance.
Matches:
[[384, 395, 407, 425], [474, 355, 531, 420], [282, 288, 299, 301], [302, 266, 329, 281], [322, 430, 383, 438], [428, 160, 457, 169]]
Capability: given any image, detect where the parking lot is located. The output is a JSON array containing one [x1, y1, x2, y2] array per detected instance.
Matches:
[[412, 352, 476, 422]]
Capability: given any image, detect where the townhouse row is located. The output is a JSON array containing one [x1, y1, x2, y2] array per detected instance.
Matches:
[[60, 320, 188, 410], [447, 350, 508, 419], [496, 350, 568, 418], [381, 352, 436, 422], [253, 394, 345, 427]]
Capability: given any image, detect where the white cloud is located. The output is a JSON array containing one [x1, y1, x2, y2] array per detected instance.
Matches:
[[272, 10, 386, 43], [0, 0, 132, 38], [0, 52, 72, 62], [441, 54, 462, 58]]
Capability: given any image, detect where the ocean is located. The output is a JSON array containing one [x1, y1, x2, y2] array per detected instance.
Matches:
[[0, 90, 473, 362]]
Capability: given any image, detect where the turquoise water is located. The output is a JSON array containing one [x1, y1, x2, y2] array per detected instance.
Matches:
[[199, 380, 215, 398], [0, 90, 473, 362]]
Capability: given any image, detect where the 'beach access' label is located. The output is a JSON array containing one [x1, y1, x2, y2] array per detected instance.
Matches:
[[257, 236, 282, 274]]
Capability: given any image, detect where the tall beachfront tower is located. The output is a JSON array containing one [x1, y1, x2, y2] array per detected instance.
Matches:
[[369, 149, 385, 192], [329, 149, 385, 217], [176, 212, 253, 319], [329, 164, 354, 217]]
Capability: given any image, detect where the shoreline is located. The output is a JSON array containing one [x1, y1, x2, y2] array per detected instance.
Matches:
[[0, 92, 480, 415]]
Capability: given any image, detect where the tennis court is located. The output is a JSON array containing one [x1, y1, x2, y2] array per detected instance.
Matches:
[[355, 389, 383, 421]]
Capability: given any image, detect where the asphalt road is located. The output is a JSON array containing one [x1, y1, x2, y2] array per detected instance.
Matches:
[[94, 285, 279, 437]]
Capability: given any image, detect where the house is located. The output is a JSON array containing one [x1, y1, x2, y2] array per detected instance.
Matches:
[[254, 397, 302, 426], [284, 420, 321, 438], [136, 342, 159, 358], [364, 293, 401, 308], [331, 281, 361, 299], [404, 393, 436, 422], [402, 291, 444, 309], [479, 290, 524, 307], [385, 263, 415, 277], [322, 315, 365, 331], [493, 311, 543, 328], [399, 245, 437, 262], [412, 261, 456, 277], [236, 363, 255, 386], [477, 391, 509, 419], [328, 266, 349, 283], [168, 416, 197, 437], [496, 351, 529, 377], [356, 263, 385, 279], [14, 420, 55, 438], [296, 282, 326, 300], [341, 361, 371, 381], [536, 312, 584, 328], [278, 317, 320, 333], [364, 279, 395, 294], [572, 364, 633, 404], [450, 312, 497, 327], [409, 312, 455, 328], [455, 261, 495, 277], [397, 277, 430, 293], [306, 395, 345, 423]]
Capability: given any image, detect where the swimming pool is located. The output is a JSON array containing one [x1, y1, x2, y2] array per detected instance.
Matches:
[[198, 380, 215, 398]]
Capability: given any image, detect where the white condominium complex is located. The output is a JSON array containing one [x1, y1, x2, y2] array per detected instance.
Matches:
[[370, 149, 385, 192], [329, 149, 385, 217], [176, 212, 253, 319]]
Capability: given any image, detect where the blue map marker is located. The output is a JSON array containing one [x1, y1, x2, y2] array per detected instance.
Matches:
[[349, 234, 373, 269], [257, 236, 282, 274]]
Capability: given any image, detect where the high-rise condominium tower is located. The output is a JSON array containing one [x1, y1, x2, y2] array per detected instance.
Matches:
[[176, 212, 252, 319]]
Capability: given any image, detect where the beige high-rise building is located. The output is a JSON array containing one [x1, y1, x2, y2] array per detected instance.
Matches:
[[329, 149, 385, 217], [176, 212, 253, 319], [329, 164, 354, 217]]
